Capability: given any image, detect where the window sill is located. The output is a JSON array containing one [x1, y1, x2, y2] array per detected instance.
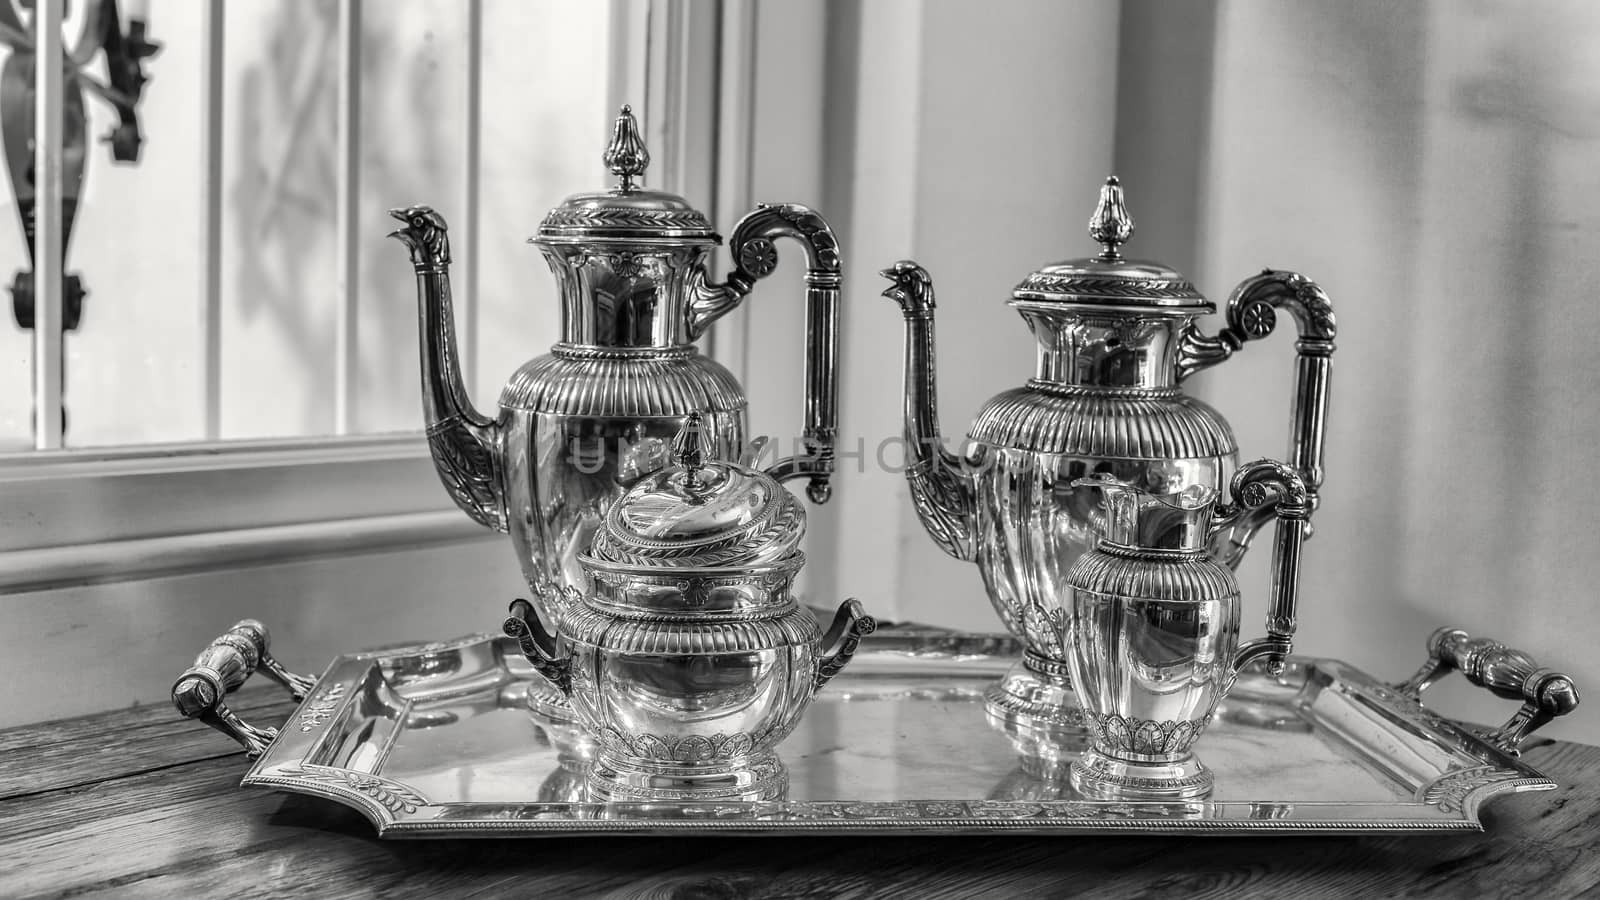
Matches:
[[0, 509, 492, 595], [0, 434, 491, 589]]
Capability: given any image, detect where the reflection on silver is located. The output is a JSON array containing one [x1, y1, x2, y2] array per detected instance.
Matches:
[[524, 693, 598, 804], [183, 626, 1571, 836], [1063, 463, 1309, 800], [502, 417, 875, 802], [884, 176, 1336, 739], [388, 106, 844, 693]]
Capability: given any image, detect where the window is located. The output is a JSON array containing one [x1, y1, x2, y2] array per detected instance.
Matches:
[[0, 0, 734, 593], [0, 0, 743, 727], [1, 0, 616, 449]]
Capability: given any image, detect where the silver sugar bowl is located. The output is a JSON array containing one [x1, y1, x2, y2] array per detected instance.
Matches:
[[502, 414, 876, 802], [1062, 462, 1310, 801]]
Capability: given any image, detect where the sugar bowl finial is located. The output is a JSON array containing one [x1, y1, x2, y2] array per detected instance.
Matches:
[[603, 104, 650, 192], [1088, 175, 1134, 260], [673, 411, 709, 494]]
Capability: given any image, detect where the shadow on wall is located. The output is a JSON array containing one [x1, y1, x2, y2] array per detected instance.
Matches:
[[230, 0, 459, 439], [230, 0, 339, 402], [1186, 0, 1600, 741]]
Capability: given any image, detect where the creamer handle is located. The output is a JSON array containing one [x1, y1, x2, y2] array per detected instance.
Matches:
[[1223, 461, 1310, 677]]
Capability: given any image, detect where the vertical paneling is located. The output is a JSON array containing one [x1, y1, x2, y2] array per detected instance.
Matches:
[[707, 0, 756, 381], [201, 0, 226, 440], [31, 0, 64, 450], [333, 0, 363, 434], [460, 0, 483, 387]]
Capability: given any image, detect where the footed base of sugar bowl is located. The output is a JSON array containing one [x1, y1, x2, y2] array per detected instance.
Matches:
[[1068, 746, 1214, 801], [586, 750, 789, 803]]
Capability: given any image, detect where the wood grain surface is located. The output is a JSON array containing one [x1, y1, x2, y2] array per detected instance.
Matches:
[[0, 696, 1594, 899]]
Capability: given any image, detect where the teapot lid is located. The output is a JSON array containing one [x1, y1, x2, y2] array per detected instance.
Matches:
[[1012, 176, 1210, 310], [587, 414, 805, 569], [535, 105, 718, 244]]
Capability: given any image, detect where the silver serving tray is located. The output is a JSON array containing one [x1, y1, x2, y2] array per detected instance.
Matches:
[[224, 629, 1562, 837]]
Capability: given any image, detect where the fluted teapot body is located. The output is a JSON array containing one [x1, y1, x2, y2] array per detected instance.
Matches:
[[390, 107, 844, 681], [883, 177, 1336, 752]]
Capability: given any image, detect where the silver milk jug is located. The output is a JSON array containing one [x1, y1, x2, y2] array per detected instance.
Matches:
[[1062, 462, 1310, 800], [389, 105, 843, 646], [503, 414, 876, 802], [882, 176, 1336, 748]]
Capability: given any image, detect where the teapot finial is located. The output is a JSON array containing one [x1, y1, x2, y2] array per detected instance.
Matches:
[[1088, 175, 1134, 261], [604, 104, 650, 192]]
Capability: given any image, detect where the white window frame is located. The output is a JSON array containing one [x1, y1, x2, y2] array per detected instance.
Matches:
[[0, 0, 753, 594]]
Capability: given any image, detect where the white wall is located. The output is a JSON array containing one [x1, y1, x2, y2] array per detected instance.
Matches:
[[1191, 0, 1600, 742], [2, 536, 522, 726]]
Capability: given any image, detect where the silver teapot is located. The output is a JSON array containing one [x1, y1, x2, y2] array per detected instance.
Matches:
[[1062, 463, 1310, 800], [502, 415, 876, 802], [390, 105, 842, 654], [882, 176, 1336, 741]]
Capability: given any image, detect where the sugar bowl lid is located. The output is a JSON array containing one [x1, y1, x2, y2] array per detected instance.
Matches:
[[1011, 176, 1210, 310], [534, 105, 717, 244], [587, 414, 805, 569]]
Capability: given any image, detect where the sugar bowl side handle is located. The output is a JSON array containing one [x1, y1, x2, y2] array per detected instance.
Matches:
[[503, 599, 573, 696], [814, 598, 878, 691]]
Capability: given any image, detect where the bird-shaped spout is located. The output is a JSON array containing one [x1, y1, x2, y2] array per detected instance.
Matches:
[[389, 205, 507, 533], [881, 261, 977, 562]]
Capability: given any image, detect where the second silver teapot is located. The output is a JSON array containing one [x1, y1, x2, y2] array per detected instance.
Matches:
[[882, 176, 1336, 742]]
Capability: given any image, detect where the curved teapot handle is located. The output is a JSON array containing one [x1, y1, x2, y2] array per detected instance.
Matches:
[[1217, 460, 1310, 677], [1178, 270, 1335, 565], [687, 204, 841, 504]]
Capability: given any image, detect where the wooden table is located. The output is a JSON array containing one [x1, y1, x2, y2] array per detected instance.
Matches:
[[1, 692, 1595, 899]]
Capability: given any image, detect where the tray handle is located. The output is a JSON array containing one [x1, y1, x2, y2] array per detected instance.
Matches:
[[1395, 625, 1580, 756], [170, 620, 316, 758]]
